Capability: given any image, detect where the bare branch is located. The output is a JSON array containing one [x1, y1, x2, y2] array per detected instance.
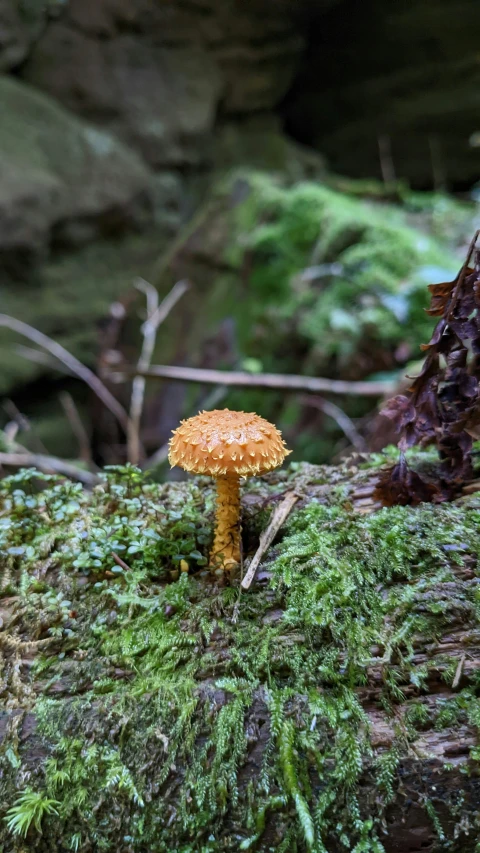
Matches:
[[127, 279, 159, 466], [3, 400, 30, 434], [143, 383, 228, 471], [452, 653, 466, 691], [0, 314, 130, 432], [378, 134, 396, 184], [144, 442, 170, 470], [0, 452, 99, 486], [116, 363, 395, 398], [141, 279, 190, 337], [3, 422, 19, 443], [241, 491, 301, 590], [59, 392, 97, 470], [111, 551, 132, 573], [14, 344, 74, 375], [127, 279, 189, 465], [3, 399, 49, 455], [197, 384, 229, 412], [299, 394, 367, 451]]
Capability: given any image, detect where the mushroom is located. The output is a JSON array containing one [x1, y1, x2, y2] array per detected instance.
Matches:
[[168, 409, 291, 571]]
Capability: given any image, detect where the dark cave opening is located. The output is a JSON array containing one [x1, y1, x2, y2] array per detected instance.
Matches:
[[280, 0, 480, 192]]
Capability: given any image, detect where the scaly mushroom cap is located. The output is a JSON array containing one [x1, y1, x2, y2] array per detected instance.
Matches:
[[168, 409, 291, 477]]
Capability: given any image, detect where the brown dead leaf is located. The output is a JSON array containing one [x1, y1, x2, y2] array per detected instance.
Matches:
[[377, 232, 480, 505], [374, 452, 442, 507]]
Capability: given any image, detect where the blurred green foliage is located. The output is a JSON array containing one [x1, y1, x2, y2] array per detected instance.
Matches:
[[203, 173, 474, 461], [1, 170, 476, 465]]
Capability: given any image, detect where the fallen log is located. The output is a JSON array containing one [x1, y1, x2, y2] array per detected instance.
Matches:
[[0, 454, 479, 852]]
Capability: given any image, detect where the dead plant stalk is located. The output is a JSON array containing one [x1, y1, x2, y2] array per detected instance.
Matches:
[[127, 279, 189, 465]]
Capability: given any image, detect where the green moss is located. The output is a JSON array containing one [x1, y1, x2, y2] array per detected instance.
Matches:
[[4, 789, 60, 839], [226, 174, 460, 362], [182, 171, 471, 464], [0, 459, 479, 851]]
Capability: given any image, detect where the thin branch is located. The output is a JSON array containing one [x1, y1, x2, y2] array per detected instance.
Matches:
[[197, 384, 229, 413], [3, 399, 50, 455], [143, 383, 228, 471], [111, 551, 132, 573], [59, 392, 96, 470], [150, 199, 217, 287], [241, 491, 301, 590], [0, 452, 99, 486], [0, 314, 130, 432], [3, 400, 30, 431], [116, 363, 395, 398], [144, 442, 170, 470], [452, 653, 466, 691], [14, 344, 74, 375], [3, 422, 19, 443], [127, 279, 190, 465], [0, 429, 29, 456], [378, 134, 396, 184], [141, 279, 190, 337], [428, 134, 447, 193], [299, 394, 367, 451], [127, 279, 159, 466]]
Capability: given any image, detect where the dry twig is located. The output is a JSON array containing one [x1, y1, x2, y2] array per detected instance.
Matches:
[[111, 551, 132, 573], [0, 452, 99, 486], [299, 394, 367, 451], [59, 392, 96, 470], [144, 381, 227, 470], [117, 364, 395, 398], [127, 279, 190, 465], [378, 134, 396, 185], [3, 400, 49, 455], [141, 279, 190, 337], [127, 279, 158, 465], [0, 314, 130, 432], [14, 344, 74, 375], [452, 654, 466, 690], [241, 491, 301, 590]]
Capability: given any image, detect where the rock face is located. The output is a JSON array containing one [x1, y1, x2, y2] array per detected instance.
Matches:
[[283, 0, 480, 189], [0, 75, 153, 277], [13, 0, 480, 187], [0, 0, 46, 71], [21, 0, 310, 169], [2, 0, 480, 187]]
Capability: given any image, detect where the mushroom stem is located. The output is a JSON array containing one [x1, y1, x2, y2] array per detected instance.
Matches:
[[210, 475, 241, 570]]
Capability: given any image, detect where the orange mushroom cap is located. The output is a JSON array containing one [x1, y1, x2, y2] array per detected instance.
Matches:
[[168, 409, 291, 477]]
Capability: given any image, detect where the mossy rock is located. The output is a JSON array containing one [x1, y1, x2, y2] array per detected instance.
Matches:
[[0, 453, 479, 852], [216, 172, 473, 368], [0, 75, 153, 274], [170, 171, 477, 462]]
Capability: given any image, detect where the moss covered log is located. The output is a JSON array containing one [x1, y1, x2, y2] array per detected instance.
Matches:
[[0, 453, 480, 852]]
